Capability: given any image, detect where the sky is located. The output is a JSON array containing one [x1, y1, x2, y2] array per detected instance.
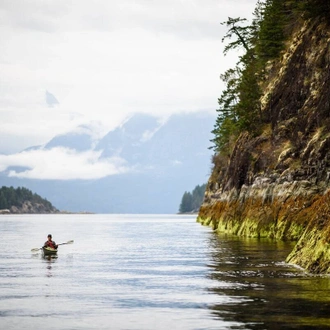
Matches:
[[0, 0, 257, 180]]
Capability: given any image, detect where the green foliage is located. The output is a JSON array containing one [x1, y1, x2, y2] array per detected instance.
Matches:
[[211, 12, 262, 153], [179, 192, 193, 213], [179, 184, 206, 213], [221, 17, 253, 55], [210, 0, 296, 154], [0, 186, 54, 210], [210, 68, 240, 152], [256, 0, 289, 61]]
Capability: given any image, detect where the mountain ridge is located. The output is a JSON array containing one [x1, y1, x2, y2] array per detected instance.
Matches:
[[1, 111, 214, 213]]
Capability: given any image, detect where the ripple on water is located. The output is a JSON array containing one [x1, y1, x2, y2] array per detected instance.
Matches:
[[0, 215, 329, 330]]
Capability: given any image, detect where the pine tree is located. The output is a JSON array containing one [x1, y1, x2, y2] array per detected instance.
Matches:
[[0, 191, 8, 209], [0, 185, 55, 210], [256, 0, 287, 61], [191, 184, 206, 211], [179, 184, 206, 213], [210, 0, 295, 154], [211, 8, 263, 153], [179, 192, 193, 213]]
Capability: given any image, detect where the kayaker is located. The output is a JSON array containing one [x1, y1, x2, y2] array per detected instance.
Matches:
[[44, 234, 58, 249]]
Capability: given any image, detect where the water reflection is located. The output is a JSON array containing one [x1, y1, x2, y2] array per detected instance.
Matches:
[[43, 254, 58, 277], [206, 233, 330, 329]]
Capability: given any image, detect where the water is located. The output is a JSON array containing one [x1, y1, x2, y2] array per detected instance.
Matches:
[[0, 214, 329, 330]]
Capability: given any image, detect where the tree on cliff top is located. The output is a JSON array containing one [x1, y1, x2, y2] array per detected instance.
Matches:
[[210, 0, 294, 154]]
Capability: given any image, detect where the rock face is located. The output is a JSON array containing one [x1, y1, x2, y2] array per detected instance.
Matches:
[[8, 201, 58, 214], [198, 18, 330, 274]]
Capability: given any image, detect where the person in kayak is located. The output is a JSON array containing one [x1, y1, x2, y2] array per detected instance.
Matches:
[[44, 234, 58, 249]]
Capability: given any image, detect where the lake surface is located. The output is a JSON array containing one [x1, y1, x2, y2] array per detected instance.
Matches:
[[0, 214, 329, 330]]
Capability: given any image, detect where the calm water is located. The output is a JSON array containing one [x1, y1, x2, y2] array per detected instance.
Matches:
[[0, 214, 329, 330]]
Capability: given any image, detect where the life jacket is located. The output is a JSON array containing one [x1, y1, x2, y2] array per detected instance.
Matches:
[[46, 240, 56, 249]]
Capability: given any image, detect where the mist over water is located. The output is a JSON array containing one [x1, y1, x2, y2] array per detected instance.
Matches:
[[0, 214, 329, 330]]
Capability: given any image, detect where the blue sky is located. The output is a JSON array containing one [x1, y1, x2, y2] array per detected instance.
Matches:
[[0, 0, 256, 179]]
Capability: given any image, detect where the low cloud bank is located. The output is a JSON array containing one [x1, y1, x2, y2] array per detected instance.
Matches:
[[0, 147, 128, 180]]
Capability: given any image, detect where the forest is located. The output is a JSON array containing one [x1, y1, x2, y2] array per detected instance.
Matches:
[[179, 184, 206, 213], [0, 186, 54, 210]]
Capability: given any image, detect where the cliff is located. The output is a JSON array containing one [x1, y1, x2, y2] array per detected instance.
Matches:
[[9, 201, 58, 214], [198, 10, 330, 273]]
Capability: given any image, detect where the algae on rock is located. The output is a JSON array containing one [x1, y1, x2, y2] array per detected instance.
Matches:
[[199, 6, 330, 274]]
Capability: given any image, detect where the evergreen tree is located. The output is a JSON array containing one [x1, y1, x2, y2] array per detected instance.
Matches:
[[179, 192, 193, 213], [210, 68, 241, 152], [191, 184, 207, 211], [0, 185, 55, 211], [211, 9, 262, 153], [179, 184, 206, 213], [256, 0, 288, 61], [0, 191, 8, 209], [7, 187, 17, 207], [210, 0, 296, 154], [221, 17, 253, 55]]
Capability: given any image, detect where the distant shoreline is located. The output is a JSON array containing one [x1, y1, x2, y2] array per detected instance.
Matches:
[[0, 209, 95, 215]]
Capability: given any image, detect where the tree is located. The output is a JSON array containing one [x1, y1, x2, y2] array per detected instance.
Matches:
[[221, 17, 253, 55], [0, 185, 56, 211], [179, 192, 193, 213], [0, 191, 8, 209], [179, 184, 206, 213], [191, 184, 207, 211], [256, 0, 288, 61], [211, 10, 263, 153], [210, 68, 241, 152], [210, 0, 296, 154]]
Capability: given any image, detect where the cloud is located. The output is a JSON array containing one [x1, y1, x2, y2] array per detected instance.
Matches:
[[0, 147, 128, 180], [171, 160, 183, 166], [0, 0, 257, 154], [0, 0, 255, 36]]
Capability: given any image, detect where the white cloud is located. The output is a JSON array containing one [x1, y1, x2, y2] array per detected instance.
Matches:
[[0, 147, 128, 180], [171, 160, 183, 166], [0, 0, 257, 172]]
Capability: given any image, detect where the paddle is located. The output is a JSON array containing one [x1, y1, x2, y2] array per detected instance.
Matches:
[[31, 240, 74, 252]]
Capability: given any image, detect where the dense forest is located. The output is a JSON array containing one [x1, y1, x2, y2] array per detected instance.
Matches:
[[0, 186, 55, 211], [179, 184, 206, 213], [210, 0, 330, 156]]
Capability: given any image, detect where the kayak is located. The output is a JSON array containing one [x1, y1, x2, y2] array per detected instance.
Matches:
[[42, 247, 58, 256]]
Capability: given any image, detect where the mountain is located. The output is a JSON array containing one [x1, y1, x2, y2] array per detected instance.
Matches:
[[45, 127, 94, 152], [0, 111, 214, 213]]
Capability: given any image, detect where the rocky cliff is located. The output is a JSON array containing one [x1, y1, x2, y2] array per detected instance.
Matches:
[[0, 201, 58, 214], [198, 14, 330, 274]]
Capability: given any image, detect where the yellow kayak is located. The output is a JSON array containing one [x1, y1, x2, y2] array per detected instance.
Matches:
[[42, 247, 58, 255]]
